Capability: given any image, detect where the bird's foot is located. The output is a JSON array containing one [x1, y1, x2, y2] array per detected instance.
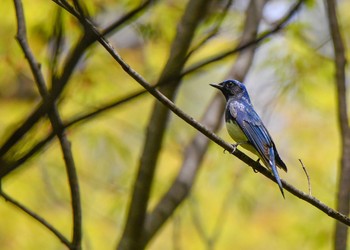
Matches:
[[230, 143, 238, 154], [223, 143, 238, 154], [252, 158, 260, 173]]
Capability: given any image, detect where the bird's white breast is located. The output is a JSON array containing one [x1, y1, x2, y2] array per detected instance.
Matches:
[[226, 120, 257, 155], [226, 120, 247, 143]]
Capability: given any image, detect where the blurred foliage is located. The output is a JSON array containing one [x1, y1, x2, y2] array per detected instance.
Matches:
[[0, 0, 349, 249]]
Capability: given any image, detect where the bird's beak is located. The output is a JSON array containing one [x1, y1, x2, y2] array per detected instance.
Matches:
[[210, 83, 223, 90]]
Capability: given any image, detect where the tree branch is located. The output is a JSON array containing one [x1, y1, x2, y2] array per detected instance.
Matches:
[[0, 0, 154, 161], [13, 0, 82, 248], [0, 0, 302, 179], [186, 0, 233, 59], [325, 0, 350, 249], [143, 0, 267, 243], [182, 0, 304, 76], [0, 189, 71, 248]]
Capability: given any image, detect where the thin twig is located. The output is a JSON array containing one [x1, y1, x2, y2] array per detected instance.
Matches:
[[182, 0, 304, 76], [188, 197, 210, 246], [299, 159, 311, 196], [188, 179, 240, 250], [51, 0, 80, 19], [186, 0, 233, 59], [49, 9, 64, 77], [172, 213, 182, 250], [211, 171, 245, 246], [0, 190, 71, 248]]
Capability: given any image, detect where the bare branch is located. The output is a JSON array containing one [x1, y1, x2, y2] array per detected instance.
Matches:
[[325, 0, 350, 249], [299, 159, 311, 196], [188, 179, 239, 250], [189, 197, 211, 246], [51, 0, 80, 19], [186, 0, 233, 59], [13, 0, 82, 248], [143, 0, 267, 242], [0, 189, 71, 248], [182, 0, 304, 76], [49, 9, 64, 77]]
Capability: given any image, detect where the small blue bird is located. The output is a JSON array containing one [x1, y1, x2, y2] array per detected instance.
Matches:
[[210, 79, 287, 197]]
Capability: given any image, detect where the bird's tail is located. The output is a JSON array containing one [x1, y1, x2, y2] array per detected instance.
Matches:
[[269, 148, 285, 198], [270, 161, 285, 198]]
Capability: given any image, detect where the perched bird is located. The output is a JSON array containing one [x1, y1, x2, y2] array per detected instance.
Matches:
[[210, 79, 287, 197]]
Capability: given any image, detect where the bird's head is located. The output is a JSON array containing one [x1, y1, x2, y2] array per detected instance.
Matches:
[[210, 79, 248, 101]]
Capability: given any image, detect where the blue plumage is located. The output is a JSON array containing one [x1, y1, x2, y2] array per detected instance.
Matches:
[[210, 79, 287, 197]]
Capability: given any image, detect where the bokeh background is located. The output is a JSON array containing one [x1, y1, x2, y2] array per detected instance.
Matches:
[[0, 0, 349, 249]]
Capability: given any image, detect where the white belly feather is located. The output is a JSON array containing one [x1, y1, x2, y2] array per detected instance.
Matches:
[[226, 120, 257, 155]]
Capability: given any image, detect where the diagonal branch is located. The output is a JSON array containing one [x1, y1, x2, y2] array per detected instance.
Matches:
[[0, 89, 146, 178], [1, 0, 304, 180], [55, 2, 350, 228], [43, 0, 350, 229], [0, 189, 71, 248], [143, 0, 267, 243]]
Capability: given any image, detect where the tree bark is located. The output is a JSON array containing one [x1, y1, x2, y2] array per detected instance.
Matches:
[[325, 0, 350, 250]]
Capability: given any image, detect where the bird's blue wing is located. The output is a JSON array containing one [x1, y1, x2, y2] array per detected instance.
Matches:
[[233, 106, 285, 196], [240, 116, 274, 165]]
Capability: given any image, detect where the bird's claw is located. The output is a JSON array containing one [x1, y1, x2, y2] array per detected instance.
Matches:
[[223, 143, 238, 154], [230, 143, 238, 154], [251, 158, 260, 173]]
